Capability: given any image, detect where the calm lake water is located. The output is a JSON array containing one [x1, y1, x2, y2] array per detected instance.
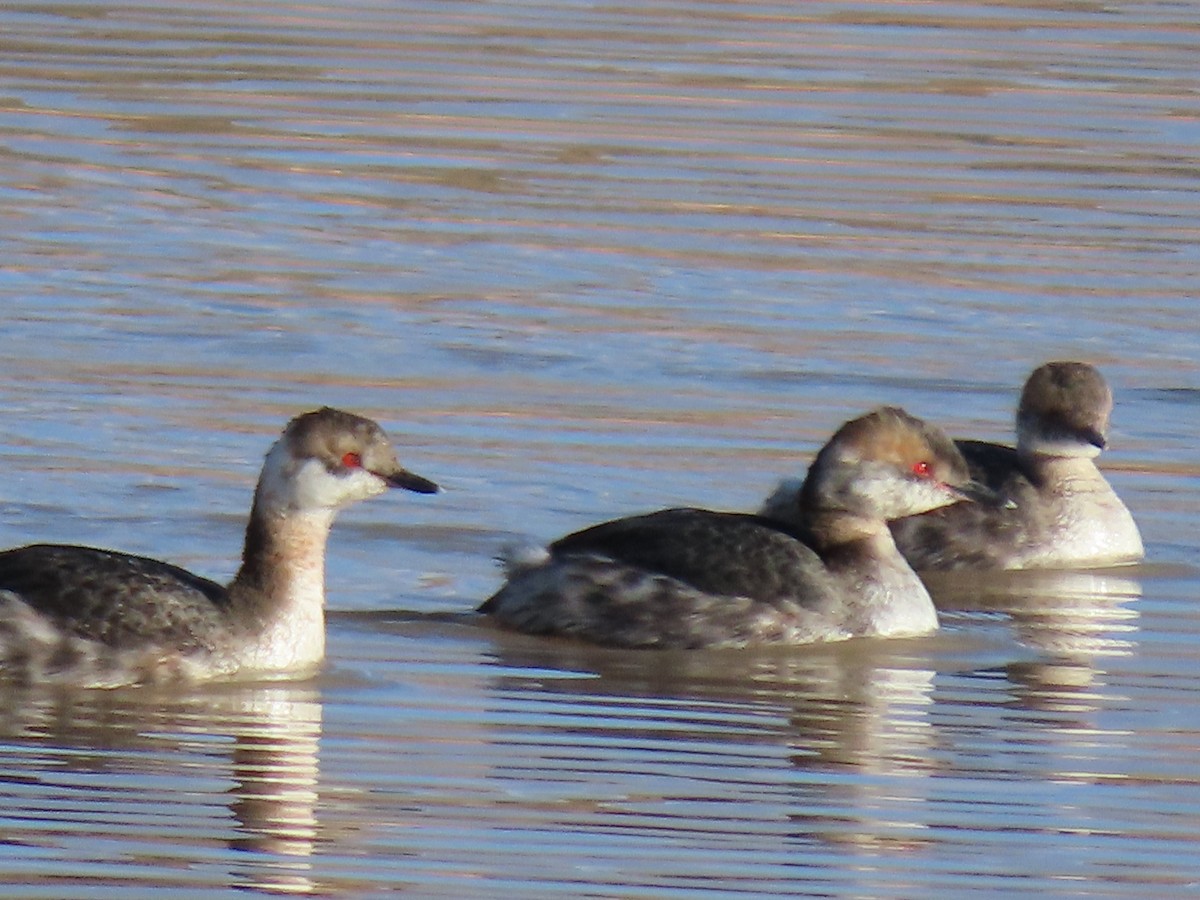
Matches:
[[1, 0, 1198, 896]]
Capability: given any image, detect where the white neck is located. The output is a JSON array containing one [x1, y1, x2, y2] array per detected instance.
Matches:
[[1017, 420, 1103, 462], [1020, 453, 1108, 493], [226, 504, 337, 674], [832, 532, 939, 638]]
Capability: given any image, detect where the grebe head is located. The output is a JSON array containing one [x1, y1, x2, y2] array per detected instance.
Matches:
[[800, 406, 991, 521], [258, 407, 439, 514], [1016, 361, 1112, 460]]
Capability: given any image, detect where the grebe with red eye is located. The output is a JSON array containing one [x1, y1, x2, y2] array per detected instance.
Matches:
[[0, 407, 439, 687], [481, 407, 994, 649], [761, 363, 1142, 570]]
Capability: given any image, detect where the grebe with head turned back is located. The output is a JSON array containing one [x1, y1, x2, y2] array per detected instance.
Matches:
[[480, 407, 994, 649], [761, 362, 1143, 571], [0, 407, 439, 687], [889, 361, 1143, 570]]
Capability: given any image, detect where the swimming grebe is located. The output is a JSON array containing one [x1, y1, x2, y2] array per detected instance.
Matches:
[[889, 362, 1143, 570], [761, 363, 1143, 571], [480, 407, 993, 649], [0, 407, 438, 686]]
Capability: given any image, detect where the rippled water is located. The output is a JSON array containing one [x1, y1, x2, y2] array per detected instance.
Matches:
[[1, 1, 1198, 896]]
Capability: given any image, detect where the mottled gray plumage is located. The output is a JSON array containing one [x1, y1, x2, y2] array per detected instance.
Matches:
[[482, 407, 989, 649], [0, 407, 438, 686], [0, 544, 229, 651], [548, 510, 824, 605]]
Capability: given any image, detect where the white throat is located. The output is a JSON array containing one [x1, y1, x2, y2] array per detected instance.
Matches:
[[258, 442, 385, 515], [232, 507, 335, 673], [1017, 421, 1104, 461]]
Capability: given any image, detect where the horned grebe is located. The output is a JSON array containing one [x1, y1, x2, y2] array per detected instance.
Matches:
[[890, 362, 1143, 570], [762, 362, 1143, 571], [0, 407, 438, 686], [480, 407, 993, 649]]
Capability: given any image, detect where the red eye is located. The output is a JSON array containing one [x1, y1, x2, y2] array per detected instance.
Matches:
[[912, 460, 933, 478], [341, 452, 362, 469]]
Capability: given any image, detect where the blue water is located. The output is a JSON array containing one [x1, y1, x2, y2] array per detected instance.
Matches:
[[0, 0, 1198, 895]]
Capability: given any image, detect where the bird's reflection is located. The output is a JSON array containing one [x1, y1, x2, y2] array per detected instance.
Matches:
[[0, 681, 323, 896], [479, 623, 940, 857], [925, 567, 1141, 712], [223, 689, 322, 894]]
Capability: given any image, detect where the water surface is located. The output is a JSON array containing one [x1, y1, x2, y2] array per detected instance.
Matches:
[[0, 1, 1198, 896]]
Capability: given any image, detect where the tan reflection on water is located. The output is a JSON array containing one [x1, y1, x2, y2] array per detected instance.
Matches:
[[929, 567, 1143, 722], [0, 0, 1197, 895], [481, 631, 942, 857], [225, 692, 322, 895], [0, 685, 324, 896]]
